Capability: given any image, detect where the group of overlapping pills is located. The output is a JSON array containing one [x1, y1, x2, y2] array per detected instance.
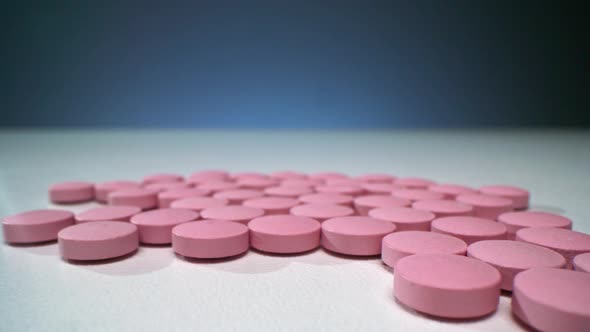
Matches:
[[3, 170, 590, 331]]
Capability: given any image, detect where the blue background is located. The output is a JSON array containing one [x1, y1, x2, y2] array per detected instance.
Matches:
[[2, 1, 588, 128]]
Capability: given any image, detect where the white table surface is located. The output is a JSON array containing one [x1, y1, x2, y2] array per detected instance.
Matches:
[[1, 128, 589, 332]]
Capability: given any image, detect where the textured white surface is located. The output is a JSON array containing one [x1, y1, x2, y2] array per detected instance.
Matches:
[[1, 129, 589, 332]]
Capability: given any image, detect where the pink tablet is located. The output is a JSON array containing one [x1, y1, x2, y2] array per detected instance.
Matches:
[[412, 200, 474, 218], [249, 215, 321, 254], [3, 209, 75, 243], [108, 189, 159, 210], [455, 194, 513, 220], [213, 189, 265, 204], [157, 188, 212, 208], [75, 206, 141, 223], [242, 197, 299, 215], [298, 193, 354, 207], [315, 185, 365, 197], [143, 182, 190, 193], [381, 231, 467, 268], [95, 180, 141, 203], [263, 186, 313, 198], [394, 177, 435, 189], [172, 220, 249, 259], [516, 228, 590, 268], [141, 173, 184, 185], [361, 183, 406, 195], [322, 216, 396, 256], [395, 254, 501, 318], [468, 240, 566, 290], [196, 181, 239, 193], [512, 268, 590, 332], [353, 195, 411, 216], [187, 170, 229, 185], [369, 207, 435, 231], [49, 181, 95, 203], [230, 172, 269, 180], [427, 183, 478, 199], [431, 216, 507, 245], [290, 203, 354, 222], [324, 178, 362, 186], [479, 185, 529, 210], [498, 211, 572, 240], [170, 197, 229, 212], [355, 173, 396, 184], [308, 172, 349, 181], [270, 171, 307, 180], [130, 208, 199, 244], [200, 206, 265, 225], [58, 221, 139, 261], [573, 253, 590, 273], [236, 177, 279, 190], [392, 189, 446, 202], [281, 178, 324, 187]]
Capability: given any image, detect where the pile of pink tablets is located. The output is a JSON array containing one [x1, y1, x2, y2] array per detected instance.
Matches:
[[3, 170, 590, 331]]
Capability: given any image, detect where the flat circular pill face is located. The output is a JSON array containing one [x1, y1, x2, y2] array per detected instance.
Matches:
[[298, 193, 354, 206], [498, 211, 572, 239], [427, 184, 477, 199], [141, 173, 184, 185], [95, 180, 141, 203], [354, 195, 411, 216], [144, 182, 190, 193], [395, 254, 501, 319], [213, 189, 265, 204], [479, 185, 529, 209], [157, 188, 212, 208], [242, 197, 299, 215], [75, 206, 141, 223], [516, 228, 590, 267], [430, 216, 507, 245], [200, 206, 265, 225], [394, 177, 435, 189], [355, 173, 396, 184], [369, 207, 435, 231], [3, 209, 75, 243], [58, 221, 139, 261], [172, 220, 249, 259], [236, 177, 279, 190], [468, 240, 566, 290], [573, 253, 590, 273], [456, 194, 513, 220], [187, 170, 229, 184], [315, 185, 365, 197], [290, 203, 354, 222], [361, 183, 406, 195], [324, 178, 362, 186], [322, 216, 396, 256], [392, 189, 445, 202], [264, 186, 313, 198], [512, 268, 590, 332], [108, 189, 159, 210], [130, 208, 199, 244], [381, 231, 467, 268], [170, 197, 228, 212], [270, 171, 307, 180], [281, 178, 324, 187], [249, 215, 321, 254], [49, 181, 95, 203], [196, 181, 239, 192], [412, 200, 474, 218]]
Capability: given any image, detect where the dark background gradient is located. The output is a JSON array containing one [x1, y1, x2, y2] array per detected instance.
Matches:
[[2, 1, 588, 128]]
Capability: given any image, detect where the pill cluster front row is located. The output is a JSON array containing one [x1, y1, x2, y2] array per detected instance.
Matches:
[[3, 170, 590, 332]]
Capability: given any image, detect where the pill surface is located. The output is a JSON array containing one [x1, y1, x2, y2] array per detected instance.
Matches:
[[361, 183, 406, 195], [75, 206, 141, 223], [281, 178, 324, 187], [322, 216, 396, 256], [95, 180, 141, 203], [430, 216, 507, 245], [353, 195, 411, 216], [213, 189, 265, 204], [144, 182, 190, 193], [170, 196, 228, 212], [130, 208, 199, 244], [516, 227, 590, 267], [298, 193, 354, 207], [242, 197, 299, 215], [369, 207, 435, 231], [392, 189, 445, 202], [427, 183, 478, 199], [196, 181, 239, 193], [315, 185, 365, 197], [231, 172, 269, 180], [3, 209, 75, 243], [290, 203, 354, 222], [512, 268, 590, 332], [58, 221, 139, 261], [308, 172, 349, 181], [468, 240, 566, 290], [498, 211, 572, 239], [172, 220, 249, 259], [249, 215, 321, 254], [381, 231, 467, 268], [394, 254, 501, 318], [412, 200, 474, 218], [456, 194, 513, 220], [200, 206, 265, 225], [573, 253, 590, 273], [236, 177, 278, 190], [49, 181, 95, 203], [355, 173, 396, 184], [394, 177, 435, 189], [479, 185, 529, 209], [108, 189, 159, 210], [158, 188, 212, 208], [263, 186, 313, 198], [141, 173, 184, 185], [187, 170, 229, 185]]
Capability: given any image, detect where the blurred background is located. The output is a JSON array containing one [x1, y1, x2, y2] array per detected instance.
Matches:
[[2, 1, 588, 128]]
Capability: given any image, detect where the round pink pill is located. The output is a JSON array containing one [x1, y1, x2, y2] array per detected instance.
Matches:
[[392, 189, 446, 202], [75, 206, 141, 223], [108, 189, 159, 210], [270, 171, 307, 180], [324, 178, 362, 186], [427, 183, 477, 199], [158, 188, 212, 208], [231, 172, 269, 180], [354, 195, 411, 216], [237, 177, 278, 190], [498, 211, 572, 240], [456, 194, 513, 220], [49, 181, 95, 203], [170, 196, 229, 212], [361, 183, 406, 195], [249, 215, 321, 254], [369, 207, 435, 231], [468, 240, 566, 290], [95, 180, 141, 203], [431, 216, 507, 245], [516, 228, 590, 268], [381, 231, 467, 268], [395, 254, 501, 318], [573, 253, 590, 273], [242, 197, 299, 215], [196, 181, 239, 193], [315, 185, 365, 197], [395, 177, 435, 189], [213, 189, 265, 204], [290, 203, 354, 222], [298, 193, 354, 207], [264, 186, 313, 198], [309, 172, 349, 181], [130, 208, 199, 244], [200, 206, 265, 225], [3, 209, 75, 243], [144, 182, 190, 193], [355, 173, 396, 184], [141, 173, 184, 185], [412, 200, 474, 218], [172, 220, 249, 259], [322, 216, 396, 256], [479, 185, 529, 210], [187, 170, 229, 185], [281, 178, 324, 187], [58, 221, 139, 261], [512, 268, 590, 332]]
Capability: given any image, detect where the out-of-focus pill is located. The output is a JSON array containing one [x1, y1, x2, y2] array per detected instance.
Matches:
[[95, 180, 141, 203], [427, 184, 478, 199], [431, 216, 507, 245], [108, 189, 159, 210], [58, 221, 139, 261], [75, 206, 141, 223], [196, 181, 239, 193], [170, 197, 228, 212], [309, 172, 349, 181], [324, 178, 362, 186], [467, 240, 566, 290], [141, 173, 184, 185], [394, 177, 435, 189], [270, 171, 307, 180], [369, 207, 435, 231], [412, 200, 474, 218], [172, 220, 249, 259], [290, 203, 354, 222], [395, 254, 501, 318], [512, 268, 590, 332], [497, 211, 572, 240], [299, 193, 354, 207], [200, 206, 265, 225], [479, 185, 529, 210], [187, 170, 229, 185], [249, 215, 321, 254], [322, 216, 396, 256], [355, 173, 396, 184], [281, 178, 324, 187], [573, 253, 590, 273], [456, 194, 513, 220], [144, 182, 191, 193], [361, 183, 406, 195], [242, 197, 299, 215], [49, 181, 95, 203], [315, 185, 365, 197], [516, 228, 590, 268], [130, 208, 199, 244], [392, 189, 446, 202], [381, 231, 467, 268], [2, 209, 75, 243], [354, 195, 411, 216], [213, 189, 265, 205], [264, 186, 313, 198], [236, 177, 279, 190], [231, 172, 269, 180], [158, 188, 212, 208]]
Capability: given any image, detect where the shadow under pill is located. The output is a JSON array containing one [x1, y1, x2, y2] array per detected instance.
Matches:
[[8, 240, 60, 256], [528, 204, 565, 215], [392, 296, 498, 324], [68, 246, 174, 276]]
